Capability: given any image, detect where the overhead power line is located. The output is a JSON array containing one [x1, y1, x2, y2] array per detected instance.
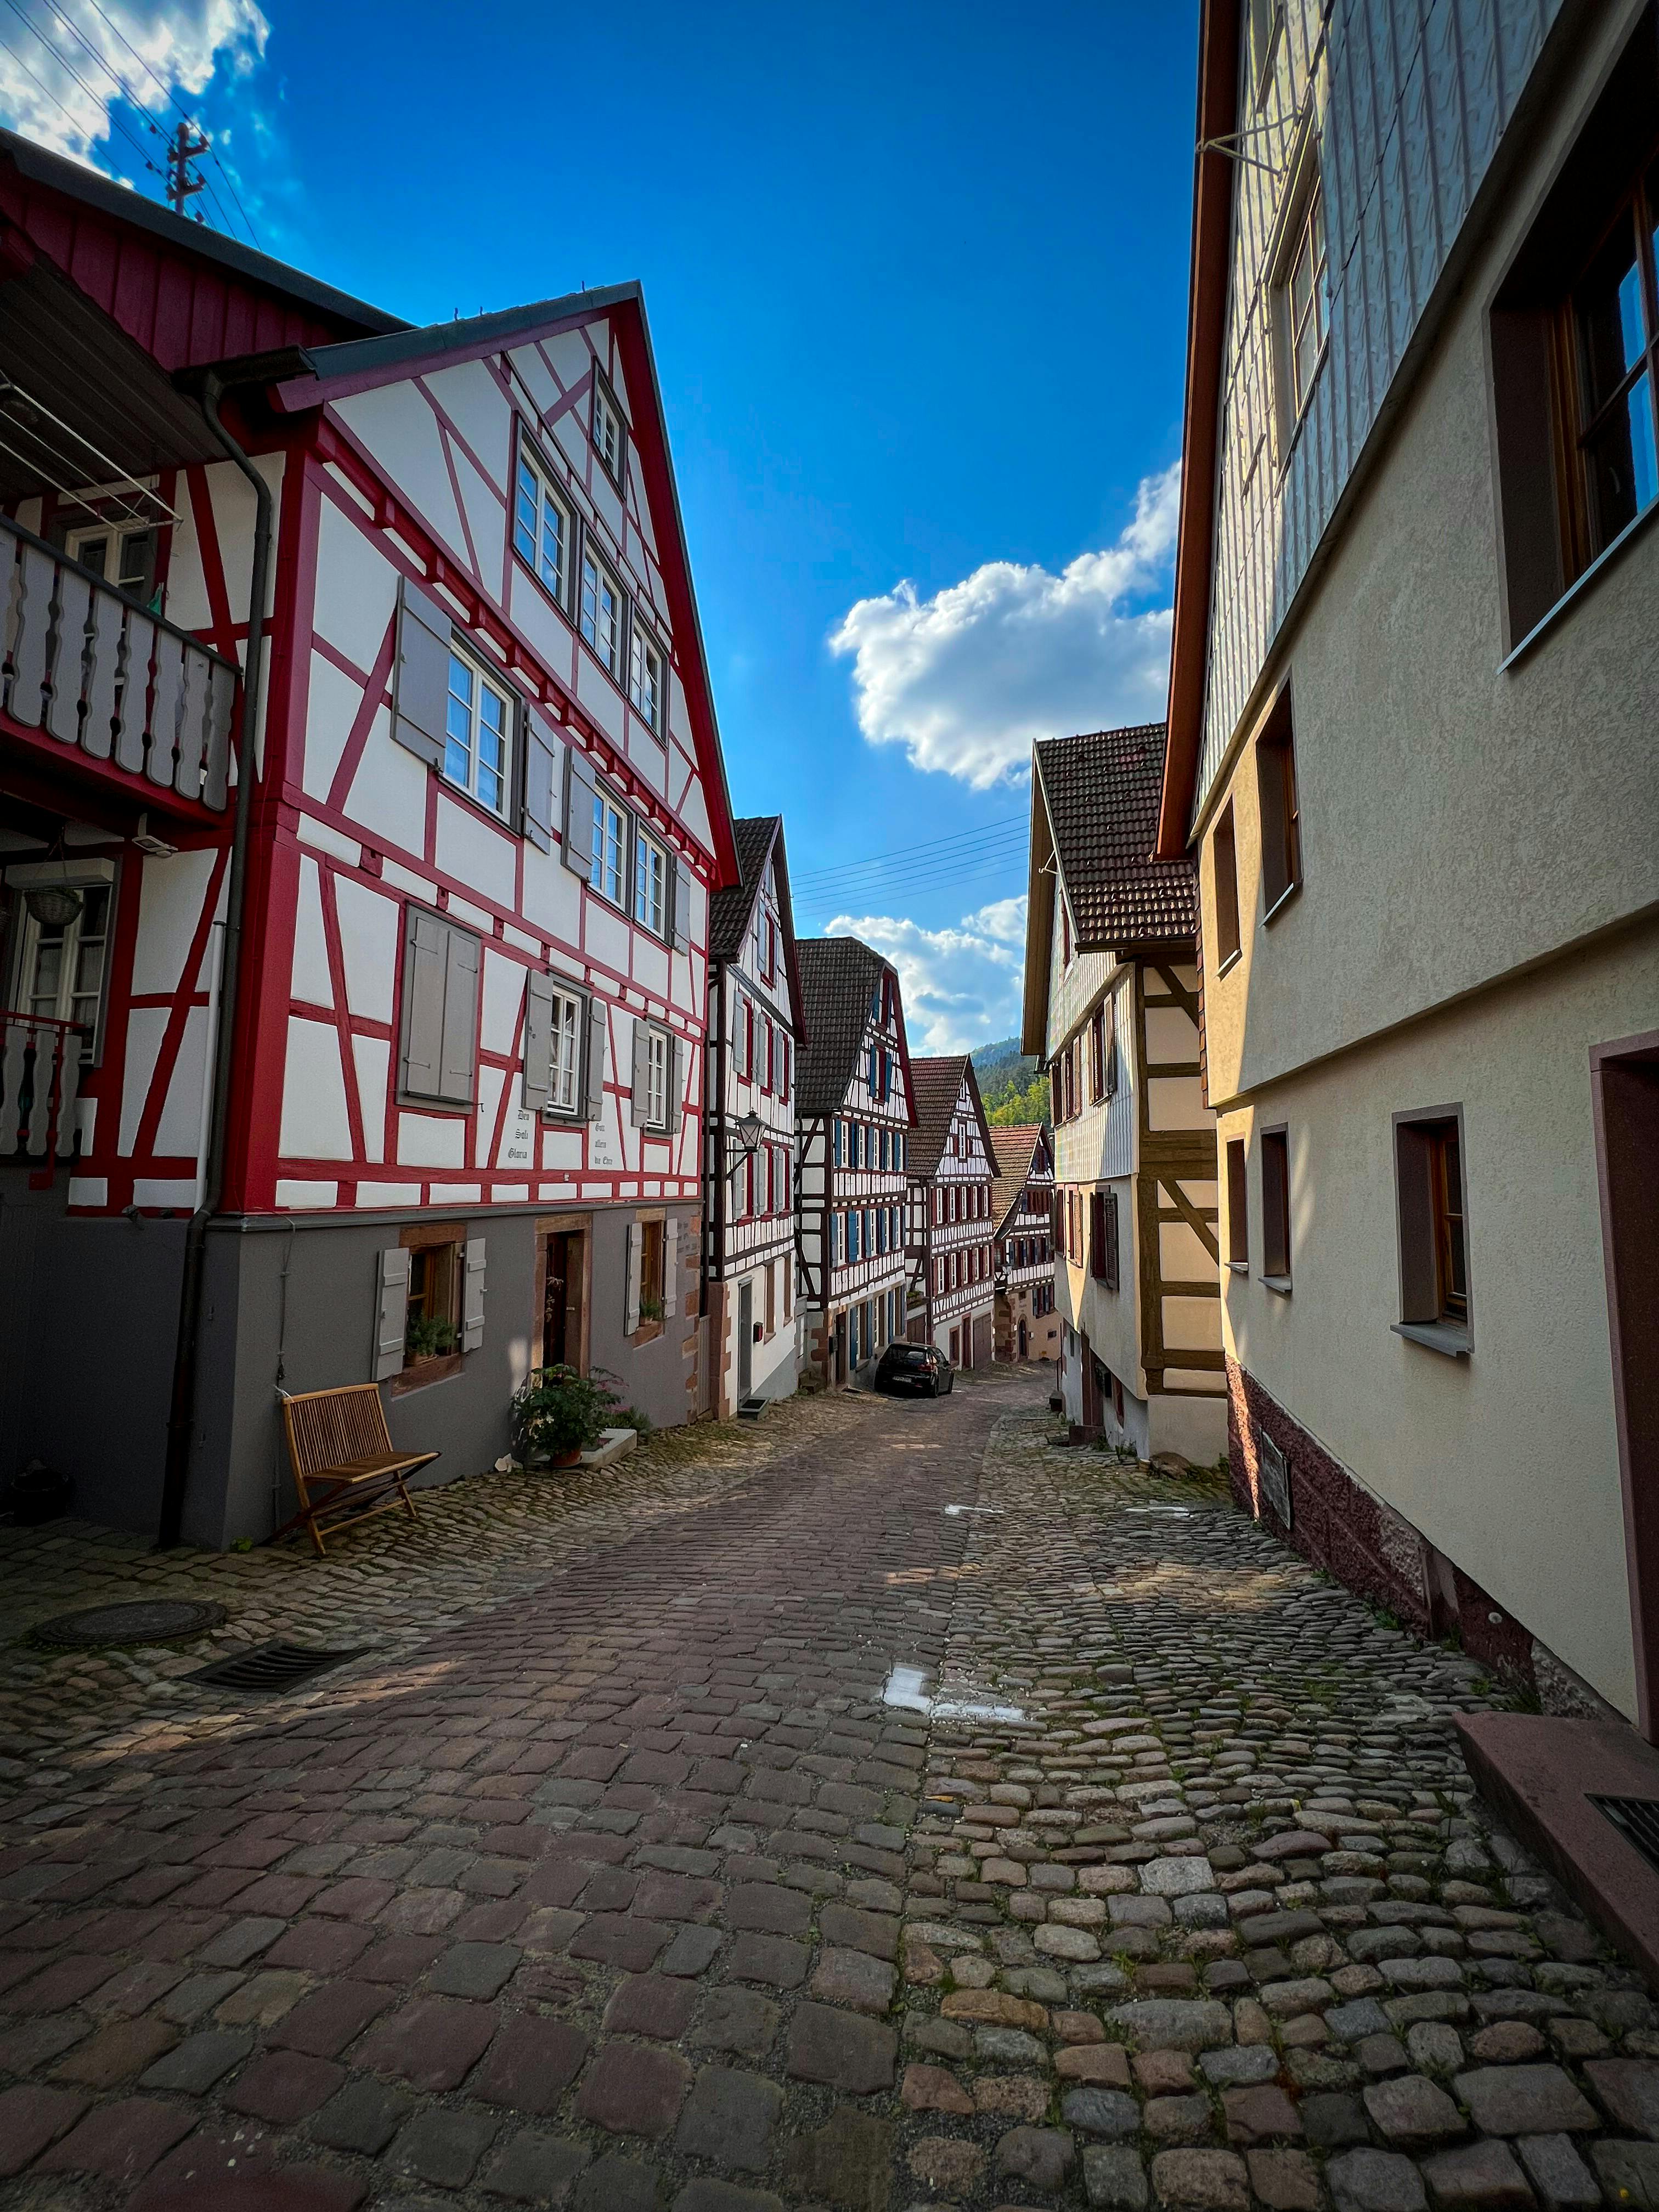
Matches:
[[789, 812, 1029, 888], [76, 0, 259, 245]]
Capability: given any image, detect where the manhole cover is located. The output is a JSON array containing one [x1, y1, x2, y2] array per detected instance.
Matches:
[[187, 1641, 368, 1693], [33, 1599, 228, 1649]]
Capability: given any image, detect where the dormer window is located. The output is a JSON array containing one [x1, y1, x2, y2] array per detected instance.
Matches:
[[592, 379, 625, 485]]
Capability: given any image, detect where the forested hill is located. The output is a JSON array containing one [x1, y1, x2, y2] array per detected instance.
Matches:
[[971, 1037, 1049, 1127]]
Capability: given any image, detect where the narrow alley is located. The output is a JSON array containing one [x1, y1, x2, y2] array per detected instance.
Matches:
[[1, 1377, 1650, 2210]]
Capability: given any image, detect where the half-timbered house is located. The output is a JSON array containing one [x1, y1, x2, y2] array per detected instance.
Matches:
[[794, 936, 916, 1387], [1022, 725, 1224, 1462], [904, 1055, 996, 1371], [0, 133, 737, 1544], [991, 1123, 1059, 1364], [702, 815, 803, 1415]]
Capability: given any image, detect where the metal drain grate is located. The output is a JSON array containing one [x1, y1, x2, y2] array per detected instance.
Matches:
[[187, 1641, 369, 1693], [1592, 1795, 1659, 1874]]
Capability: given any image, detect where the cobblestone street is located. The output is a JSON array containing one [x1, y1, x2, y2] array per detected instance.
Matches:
[[1, 1374, 1654, 2211]]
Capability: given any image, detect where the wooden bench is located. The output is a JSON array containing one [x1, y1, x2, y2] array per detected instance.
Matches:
[[275, 1384, 437, 1558]]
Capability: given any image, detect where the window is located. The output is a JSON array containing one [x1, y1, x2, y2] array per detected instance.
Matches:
[[646, 1028, 669, 1128], [580, 551, 622, 675], [629, 623, 663, 731], [634, 832, 666, 935], [590, 789, 627, 906], [549, 986, 581, 1112], [1491, 26, 1659, 638], [1226, 1137, 1249, 1268], [1395, 1111, 1471, 1350], [65, 520, 157, 606], [1248, 0, 1283, 105], [761, 911, 777, 982], [1261, 1127, 1291, 1288], [1212, 804, 1242, 970], [633, 1217, 665, 1336], [444, 648, 512, 817], [894, 1132, 905, 1172], [761, 1016, 774, 1093], [513, 443, 568, 600], [592, 378, 625, 483], [399, 908, 480, 1108], [1279, 182, 1329, 425], [378, 1222, 484, 1389], [1256, 691, 1302, 916], [405, 1236, 461, 1364], [1089, 1008, 1105, 1103], [13, 874, 112, 1063], [779, 1033, 791, 1103], [1090, 1190, 1119, 1291], [1570, 160, 1659, 565]]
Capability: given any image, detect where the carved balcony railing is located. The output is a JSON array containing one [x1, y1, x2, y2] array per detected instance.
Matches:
[[0, 516, 238, 811], [1, 1010, 84, 1186]]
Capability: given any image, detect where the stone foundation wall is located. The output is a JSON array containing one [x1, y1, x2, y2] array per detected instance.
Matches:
[[1226, 1356, 1538, 1694]]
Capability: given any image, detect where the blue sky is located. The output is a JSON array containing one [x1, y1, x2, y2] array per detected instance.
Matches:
[[0, 0, 1197, 1048]]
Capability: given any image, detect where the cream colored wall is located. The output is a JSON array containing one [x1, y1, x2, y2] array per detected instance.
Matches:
[[1216, 918, 1659, 1719], [1199, 3, 1659, 1113]]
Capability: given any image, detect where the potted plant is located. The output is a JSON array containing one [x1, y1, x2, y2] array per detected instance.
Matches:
[[405, 1314, 458, 1362], [512, 1364, 622, 1469]]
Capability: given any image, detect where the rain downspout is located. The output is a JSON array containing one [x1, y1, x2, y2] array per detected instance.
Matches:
[[156, 374, 272, 1550]]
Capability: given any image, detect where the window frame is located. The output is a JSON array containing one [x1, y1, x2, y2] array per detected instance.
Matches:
[[579, 546, 624, 678], [644, 1024, 671, 1132], [1560, 152, 1659, 579], [1260, 1125, 1293, 1291], [589, 782, 629, 910], [633, 827, 668, 938], [1393, 1105, 1474, 1355], [393, 1219, 467, 1393], [442, 641, 517, 822], [544, 981, 586, 1117], [628, 617, 665, 736], [1212, 802, 1243, 973], [1255, 689, 1303, 922], [591, 373, 627, 488], [1225, 1136, 1250, 1271], [63, 516, 159, 607], [1276, 170, 1330, 437], [8, 864, 116, 1066], [511, 431, 572, 608]]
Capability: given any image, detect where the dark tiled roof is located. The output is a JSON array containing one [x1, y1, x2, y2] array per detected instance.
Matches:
[[1035, 724, 1198, 947], [709, 816, 778, 962], [906, 1056, 996, 1181], [794, 937, 887, 1116], [990, 1124, 1043, 1234]]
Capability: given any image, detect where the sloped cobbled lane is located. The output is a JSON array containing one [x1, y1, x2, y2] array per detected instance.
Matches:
[[0, 1372, 1654, 2212]]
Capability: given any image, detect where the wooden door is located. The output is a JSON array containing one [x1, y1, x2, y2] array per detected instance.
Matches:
[[738, 1282, 753, 1400], [543, 1231, 585, 1372]]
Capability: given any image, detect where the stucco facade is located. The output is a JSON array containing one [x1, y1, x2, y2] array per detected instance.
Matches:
[[1166, 0, 1659, 1720]]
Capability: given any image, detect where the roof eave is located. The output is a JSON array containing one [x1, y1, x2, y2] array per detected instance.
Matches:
[[1159, 0, 1242, 859], [1021, 753, 1058, 1057]]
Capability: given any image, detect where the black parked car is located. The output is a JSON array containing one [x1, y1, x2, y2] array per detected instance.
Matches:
[[875, 1343, 954, 1397]]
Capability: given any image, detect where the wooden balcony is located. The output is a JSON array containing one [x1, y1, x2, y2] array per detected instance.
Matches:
[[1, 1010, 83, 1186], [0, 516, 238, 816]]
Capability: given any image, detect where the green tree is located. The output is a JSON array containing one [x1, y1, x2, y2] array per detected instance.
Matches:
[[984, 1069, 1051, 1127]]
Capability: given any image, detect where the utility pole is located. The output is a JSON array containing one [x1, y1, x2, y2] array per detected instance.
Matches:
[[165, 121, 210, 219]]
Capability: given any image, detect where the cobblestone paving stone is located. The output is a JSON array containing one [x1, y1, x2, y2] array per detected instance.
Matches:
[[0, 1375, 1653, 2211]]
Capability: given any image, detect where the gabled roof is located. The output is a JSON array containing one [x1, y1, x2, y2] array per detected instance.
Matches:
[[258, 280, 738, 889], [0, 128, 400, 339], [990, 1124, 1051, 1236], [794, 936, 917, 1123], [708, 815, 806, 1043], [1021, 723, 1198, 1054], [907, 1055, 996, 1182]]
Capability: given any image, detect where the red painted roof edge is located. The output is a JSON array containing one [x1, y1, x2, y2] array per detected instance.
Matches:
[[1158, 0, 1242, 861]]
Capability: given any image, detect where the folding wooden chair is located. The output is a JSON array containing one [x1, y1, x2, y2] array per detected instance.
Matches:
[[274, 1384, 436, 1558]]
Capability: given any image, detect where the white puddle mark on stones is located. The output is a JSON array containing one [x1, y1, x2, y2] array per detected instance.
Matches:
[[943, 1504, 1004, 1517], [881, 1664, 933, 1712], [879, 1662, 1029, 1726]]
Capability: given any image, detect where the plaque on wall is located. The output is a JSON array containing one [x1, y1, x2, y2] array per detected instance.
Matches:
[[1256, 1425, 1291, 1528]]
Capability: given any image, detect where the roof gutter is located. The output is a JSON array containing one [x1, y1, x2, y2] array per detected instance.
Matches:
[[156, 372, 273, 1550], [1157, 0, 1242, 859]]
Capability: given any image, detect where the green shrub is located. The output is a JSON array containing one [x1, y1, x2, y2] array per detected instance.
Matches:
[[514, 1364, 622, 1460]]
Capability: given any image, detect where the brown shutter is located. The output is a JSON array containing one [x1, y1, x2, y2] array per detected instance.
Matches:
[[392, 577, 452, 768], [1105, 1190, 1120, 1293]]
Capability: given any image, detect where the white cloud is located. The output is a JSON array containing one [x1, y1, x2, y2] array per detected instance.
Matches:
[[828, 894, 1028, 1055], [0, 0, 267, 172], [830, 462, 1180, 789]]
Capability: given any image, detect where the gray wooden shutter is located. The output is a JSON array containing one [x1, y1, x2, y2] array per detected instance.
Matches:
[[463, 1236, 487, 1351], [1105, 1191, 1120, 1293], [667, 855, 686, 949], [630, 1019, 650, 1127], [374, 1246, 410, 1380], [624, 1221, 642, 1334], [523, 970, 555, 1113], [584, 997, 607, 1120], [439, 926, 481, 1104], [663, 1216, 679, 1318], [668, 1036, 684, 1133], [562, 746, 599, 877], [393, 577, 452, 768], [400, 907, 448, 1099], [522, 712, 558, 854]]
